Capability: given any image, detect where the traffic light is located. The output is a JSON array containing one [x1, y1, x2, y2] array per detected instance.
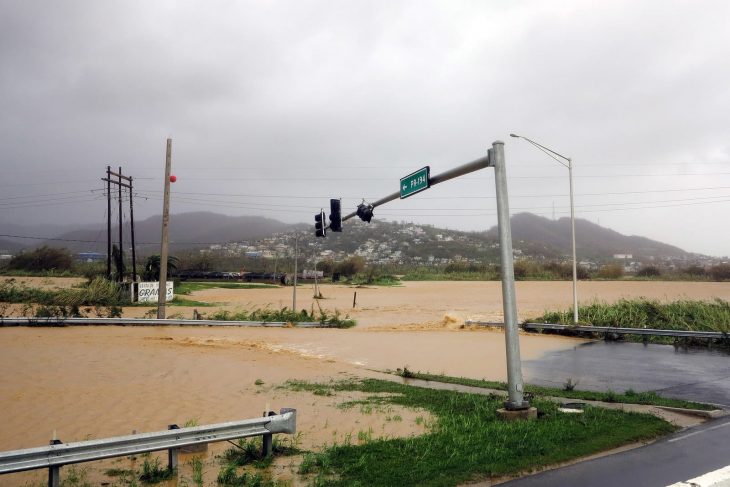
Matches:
[[329, 199, 342, 232], [314, 210, 326, 237], [356, 203, 374, 223]]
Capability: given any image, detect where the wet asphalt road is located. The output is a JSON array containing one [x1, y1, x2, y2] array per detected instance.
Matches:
[[502, 341, 730, 487], [501, 415, 730, 487], [523, 341, 730, 407]]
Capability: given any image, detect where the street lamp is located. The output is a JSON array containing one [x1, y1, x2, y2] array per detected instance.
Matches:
[[510, 133, 579, 324]]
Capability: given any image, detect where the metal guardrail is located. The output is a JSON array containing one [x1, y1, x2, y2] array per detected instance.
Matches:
[[0, 408, 296, 486], [465, 320, 728, 339], [0, 317, 335, 327], [522, 322, 728, 339]]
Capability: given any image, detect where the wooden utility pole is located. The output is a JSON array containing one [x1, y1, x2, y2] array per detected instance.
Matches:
[[292, 234, 298, 312], [106, 166, 112, 279], [157, 138, 172, 319], [103, 167, 133, 283], [129, 176, 137, 284], [117, 166, 124, 282]]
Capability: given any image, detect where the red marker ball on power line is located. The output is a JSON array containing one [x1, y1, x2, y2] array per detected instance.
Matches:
[[170, 175, 177, 183]]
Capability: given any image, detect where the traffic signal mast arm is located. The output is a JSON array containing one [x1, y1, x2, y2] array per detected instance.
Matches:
[[338, 153, 491, 225]]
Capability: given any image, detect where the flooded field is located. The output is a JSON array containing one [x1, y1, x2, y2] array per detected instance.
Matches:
[[1, 280, 728, 485]]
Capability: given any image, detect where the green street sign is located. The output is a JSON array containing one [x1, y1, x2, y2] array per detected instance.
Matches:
[[400, 166, 430, 199]]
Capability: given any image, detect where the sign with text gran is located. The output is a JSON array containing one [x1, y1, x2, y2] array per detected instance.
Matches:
[[135, 282, 174, 303]]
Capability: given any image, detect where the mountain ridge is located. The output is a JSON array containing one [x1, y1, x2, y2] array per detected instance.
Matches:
[[0, 211, 701, 262]]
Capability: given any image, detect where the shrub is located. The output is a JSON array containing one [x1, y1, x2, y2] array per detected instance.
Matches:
[[709, 263, 730, 281], [335, 256, 365, 277], [7, 246, 74, 272], [636, 266, 661, 278], [597, 264, 624, 279]]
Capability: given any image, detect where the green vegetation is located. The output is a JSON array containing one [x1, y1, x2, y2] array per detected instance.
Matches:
[[169, 297, 215, 307], [60, 465, 92, 487], [205, 307, 355, 328], [396, 370, 715, 411], [0, 277, 124, 307], [189, 456, 205, 487], [215, 436, 298, 486], [139, 454, 174, 483], [176, 281, 278, 294], [285, 378, 676, 486], [534, 298, 730, 340], [142, 255, 180, 281], [6, 246, 74, 273]]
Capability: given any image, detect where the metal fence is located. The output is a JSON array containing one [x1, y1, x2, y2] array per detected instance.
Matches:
[[0, 408, 296, 487], [465, 320, 728, 339], [0, 317, 333, 327]]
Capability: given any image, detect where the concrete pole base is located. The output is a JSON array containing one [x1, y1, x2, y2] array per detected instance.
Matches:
[[497, 407, 538, 421]]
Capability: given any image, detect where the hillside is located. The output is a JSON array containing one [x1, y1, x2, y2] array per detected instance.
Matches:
[[1, 211, 700, 264], [492, 213, 689, 261]]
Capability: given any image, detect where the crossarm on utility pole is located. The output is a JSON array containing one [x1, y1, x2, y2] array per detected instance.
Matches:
[[340, 154, 491, 223]]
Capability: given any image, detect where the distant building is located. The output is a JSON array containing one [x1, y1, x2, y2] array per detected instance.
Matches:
[[77, 252, 105, 262]]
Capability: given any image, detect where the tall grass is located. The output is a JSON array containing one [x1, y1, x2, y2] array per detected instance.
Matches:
[[0, 277, 125, 307], [536, 298, 730, 334], [206, 307, 355, 328]]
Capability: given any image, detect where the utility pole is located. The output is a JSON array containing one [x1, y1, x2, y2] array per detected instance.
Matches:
[[157, 138, 172, 319], [292, 234, 298, 312], [106, 166, 112, 279], [117, 166, 124, 282], [313, 254, 319, 298], [103, 167, 133, 283], [129, 176, 137, 284]]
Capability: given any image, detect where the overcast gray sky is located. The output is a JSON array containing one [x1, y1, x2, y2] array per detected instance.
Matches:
[[1, 0, 729, 256]]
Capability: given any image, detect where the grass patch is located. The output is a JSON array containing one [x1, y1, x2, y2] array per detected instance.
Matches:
[[286, 378, 676, 486], [532, 298, 730, 346], [169, 297, 214, 307], [398, 371, 715, 411], [176, 282, 279, 295], [204, 307, 355, 328], [349, 274, 402, 286], [216, 436, 299, 486], [139, 454, 174, 483]]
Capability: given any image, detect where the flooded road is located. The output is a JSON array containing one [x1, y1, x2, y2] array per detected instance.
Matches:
[[524, 341, 730, 407], [2, 280, 729, 485], [0, 326, 580, 452]]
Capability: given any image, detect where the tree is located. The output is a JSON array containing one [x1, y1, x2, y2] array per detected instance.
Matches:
[[143, 255, 180, 281], [335, 256, 365, 277], [636, 265, 661, 278], [709, 263, 730, 281], [597, 264, 624, 279], [7, 246, 74, 272]]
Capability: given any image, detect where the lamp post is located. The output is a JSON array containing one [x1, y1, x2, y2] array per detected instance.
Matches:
[[510, 133, 579, 324]]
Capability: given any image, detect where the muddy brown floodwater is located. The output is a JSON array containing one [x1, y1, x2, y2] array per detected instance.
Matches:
[[1, 280, 728, 485]]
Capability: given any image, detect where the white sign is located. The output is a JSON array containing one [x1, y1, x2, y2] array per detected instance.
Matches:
[[134, 282, 174, 303], [302, 269, 324, 279]]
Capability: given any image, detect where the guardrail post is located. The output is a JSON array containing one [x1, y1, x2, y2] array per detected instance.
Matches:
[[167, 424, 179, 472], [48, 439, 62, 487], [262, 411, 276, 457]]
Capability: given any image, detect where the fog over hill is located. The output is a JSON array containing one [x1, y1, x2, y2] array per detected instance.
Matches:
[[0, 211, 702, 263]]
